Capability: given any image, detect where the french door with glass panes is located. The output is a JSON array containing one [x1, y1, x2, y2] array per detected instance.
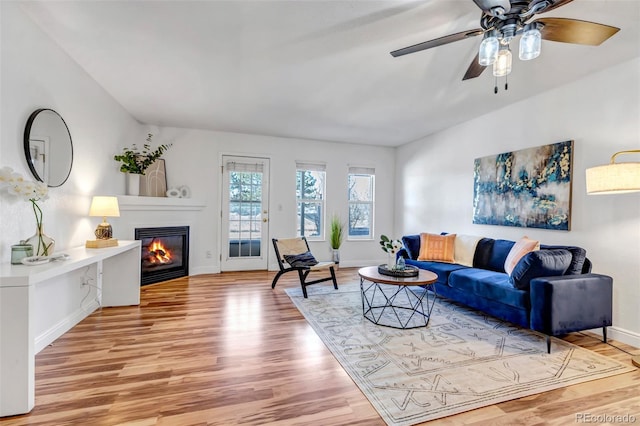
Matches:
[[220, 156, 269, 271]]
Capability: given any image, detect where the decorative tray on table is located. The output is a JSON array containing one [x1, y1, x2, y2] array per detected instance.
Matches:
[[378, 264, 419, 277]]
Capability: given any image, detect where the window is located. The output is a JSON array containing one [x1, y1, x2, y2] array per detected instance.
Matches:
[[296, 162, 326, 239], [348, 167, 375, 239]]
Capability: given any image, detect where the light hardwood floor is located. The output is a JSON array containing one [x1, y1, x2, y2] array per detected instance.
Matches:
[[3, 268, 640, 425]]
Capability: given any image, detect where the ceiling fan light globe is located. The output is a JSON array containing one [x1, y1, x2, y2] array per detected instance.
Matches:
[[478, 36, 499, 66], [493, 48, 512, 77], [519, 28, 542, 60]]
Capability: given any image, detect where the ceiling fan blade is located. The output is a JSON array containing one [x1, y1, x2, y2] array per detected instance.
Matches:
[[462, 53, 487, 80], [390, 29, 483, 57], [536, 18, 620, 46], [540, 0, 574, 13]]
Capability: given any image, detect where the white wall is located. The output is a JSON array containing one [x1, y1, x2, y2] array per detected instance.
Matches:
[[395, 57, 640, 347], [0, 2, 143, 258], [1, 2, 395, 273], [128, 127, 396, 273]]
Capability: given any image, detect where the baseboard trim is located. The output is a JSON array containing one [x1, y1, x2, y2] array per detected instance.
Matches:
[[606, 326, 640, 349], [190, 266, 220, 275], [35, 300, 100, 354]]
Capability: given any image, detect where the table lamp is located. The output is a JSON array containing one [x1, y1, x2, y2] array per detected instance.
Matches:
[[86, 196, 120, 248], [585, 149, 640, 367]]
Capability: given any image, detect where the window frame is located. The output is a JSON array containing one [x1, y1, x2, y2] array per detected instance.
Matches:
[[295, 163, 326, 241], [347, 167, 375, 241]]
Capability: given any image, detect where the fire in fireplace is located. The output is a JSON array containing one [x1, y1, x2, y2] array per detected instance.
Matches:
[[135, 226, 189, 285]]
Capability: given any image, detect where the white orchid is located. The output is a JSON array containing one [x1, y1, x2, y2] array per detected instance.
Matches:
[[380, 235, 403, 254], [0, 166, 52, 255]]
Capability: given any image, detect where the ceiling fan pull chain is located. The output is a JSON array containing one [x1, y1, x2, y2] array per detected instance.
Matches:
[[494, 76, 498, 94], [505, 74, 509, 91]]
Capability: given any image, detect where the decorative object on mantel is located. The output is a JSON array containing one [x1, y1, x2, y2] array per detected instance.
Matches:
[[139, 159, 167, 197], [586, 149, 640, 368], [179, 185, 191, 198], [86, 196, 120, 248], [166, 185, 191, 198], [166, 187, 181, 198], [473, 140, 573, 231], [379, 234, 403, 270], [0, 166, 55, 256], [585, 149, 640, 194], [113, 133, 171, 196]]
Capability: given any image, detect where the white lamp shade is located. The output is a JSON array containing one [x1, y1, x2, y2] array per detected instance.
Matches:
[[89, 196, 121, 217], [586, 163, 640, 194]]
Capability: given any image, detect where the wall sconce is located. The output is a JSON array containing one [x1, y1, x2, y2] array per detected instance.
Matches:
[[585, 150, 640, 194], [86, 196, 120, 248]]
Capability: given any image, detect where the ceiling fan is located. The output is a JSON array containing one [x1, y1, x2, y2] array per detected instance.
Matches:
[[390, 0, 620, 90]]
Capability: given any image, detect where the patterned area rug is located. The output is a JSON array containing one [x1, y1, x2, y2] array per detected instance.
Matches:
[[286, 284, 633, 426]]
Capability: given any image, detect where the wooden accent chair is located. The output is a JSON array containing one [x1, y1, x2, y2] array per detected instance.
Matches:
[[271, 237, 338, 298]]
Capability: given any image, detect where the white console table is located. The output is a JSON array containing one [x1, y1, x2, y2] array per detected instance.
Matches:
[[0, 240, 141, 417]]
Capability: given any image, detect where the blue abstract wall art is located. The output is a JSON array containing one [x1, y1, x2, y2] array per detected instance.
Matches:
[[473, 141, 573, 231]]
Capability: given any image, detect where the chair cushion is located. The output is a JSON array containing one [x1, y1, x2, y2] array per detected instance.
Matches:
[[510, 249, 572, 291], [418, 233, 456, 262], [284, 251, 318, 267]]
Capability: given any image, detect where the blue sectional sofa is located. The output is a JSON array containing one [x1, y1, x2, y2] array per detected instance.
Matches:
[[398, 234, 613, 352]]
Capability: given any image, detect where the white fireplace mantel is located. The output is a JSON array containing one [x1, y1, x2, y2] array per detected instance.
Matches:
[[117, 195, 206, 211]]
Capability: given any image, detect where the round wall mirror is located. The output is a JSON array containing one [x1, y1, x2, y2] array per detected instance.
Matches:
[[23, 108, 73, 187]]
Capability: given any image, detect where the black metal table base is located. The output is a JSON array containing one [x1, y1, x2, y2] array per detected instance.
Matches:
[[360, 278, 437, 329]]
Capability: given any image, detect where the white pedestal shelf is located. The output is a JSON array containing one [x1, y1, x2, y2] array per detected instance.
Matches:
[[0, 240, 141, 417]]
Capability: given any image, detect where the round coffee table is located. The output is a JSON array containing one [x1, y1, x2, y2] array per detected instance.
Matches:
[[358, 266, 438, 329]]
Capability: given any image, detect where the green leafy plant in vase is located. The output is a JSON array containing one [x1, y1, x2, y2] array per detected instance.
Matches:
[[114, 133, 171, 195], [380, 234, 403, 270], [330, 214, 344, 264]]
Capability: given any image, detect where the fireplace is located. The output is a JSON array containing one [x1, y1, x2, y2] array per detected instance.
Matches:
[[135, 226, 189, 286]]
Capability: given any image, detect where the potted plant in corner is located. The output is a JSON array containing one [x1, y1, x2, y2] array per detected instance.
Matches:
[[114, 133, 171, 196], [330, 214, 344, 265]]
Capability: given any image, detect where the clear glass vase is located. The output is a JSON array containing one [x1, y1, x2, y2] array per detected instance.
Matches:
[[387, 253, 396, 270], [26, 225, 55, 256]]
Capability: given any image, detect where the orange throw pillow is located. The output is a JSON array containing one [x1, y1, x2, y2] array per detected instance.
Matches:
[[504, 236, 540, 275], [418, 233, 456, 263]]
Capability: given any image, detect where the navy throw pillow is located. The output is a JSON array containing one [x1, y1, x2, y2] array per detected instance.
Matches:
[[284, 251, 318, 268], [540, 245, 587, 275], [401, 235, 421, 260], [510, 249, 572, 291], [486, 239, 516, 273], [473, 238, 495, 269]]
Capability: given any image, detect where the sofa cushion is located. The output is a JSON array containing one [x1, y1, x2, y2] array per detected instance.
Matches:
[[448, 268, 530, 309], [486, 239, 516, 273], [540, 245, 587, 275], [473, 238, 494, 269], [504, 236, 540, 275], [454, 234, 483, 267], [510, 249, 572, 290], [406, 259, 467, 286], [401, 235, 421, 260], [418, 233, 456, 262]]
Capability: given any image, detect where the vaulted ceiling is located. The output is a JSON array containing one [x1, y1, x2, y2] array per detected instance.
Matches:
[[21, 0, 640, 146]]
